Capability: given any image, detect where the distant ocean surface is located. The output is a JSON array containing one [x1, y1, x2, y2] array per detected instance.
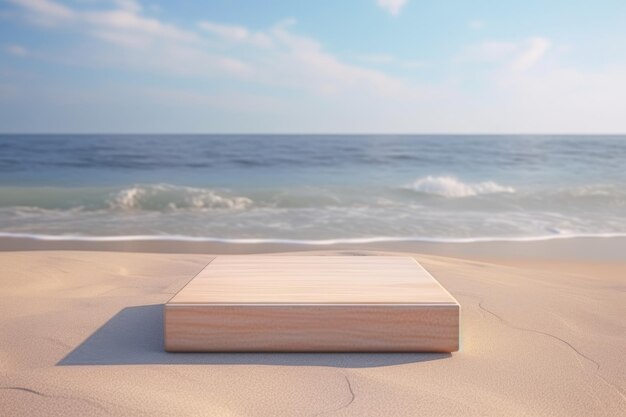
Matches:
[[1, 134, 625, 243]]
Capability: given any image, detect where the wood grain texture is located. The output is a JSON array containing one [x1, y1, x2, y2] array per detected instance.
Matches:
[[168, 256, 456, 304], [164, 256, 460, 352]]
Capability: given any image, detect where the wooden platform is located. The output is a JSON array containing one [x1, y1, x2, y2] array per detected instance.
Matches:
[[164, 256, 460, 352]]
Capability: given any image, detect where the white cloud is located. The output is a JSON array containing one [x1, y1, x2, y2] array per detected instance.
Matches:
[[5, 44, 28, 57], [199, 21, 273, 47], [460, 37, 551, 72], [91, 30, 150, 49], [460, 40, 517, 62], [6, 1, 404, 97], [6, 0, 247, 76], [83, 9, 196, 42], [7, 0, 74, 20], [274, 17, 297, 29], [198, 21, 249, 41], [7, 2, 625, 133], [113, 0, 142, 13], [443, 36, 626, 133], [376, 0, 407, 16], [8, 0, 195, 42], [139, 86, 284, 113], [510, 37, 551, 71], [484, 65, 626, 133], [265, 22, 405, 96]]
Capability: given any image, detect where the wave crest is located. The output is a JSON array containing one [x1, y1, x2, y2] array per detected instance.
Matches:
[[109, 184, 253, 211], [408, 176, 515, 198]]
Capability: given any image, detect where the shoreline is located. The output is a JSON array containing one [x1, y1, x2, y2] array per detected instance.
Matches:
[[1, 235, 625, 262]]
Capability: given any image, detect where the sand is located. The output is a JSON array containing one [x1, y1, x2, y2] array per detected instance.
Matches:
[[0, 246, 625, 416]]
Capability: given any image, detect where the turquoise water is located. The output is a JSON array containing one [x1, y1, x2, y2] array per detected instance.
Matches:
[[1, 134, 625, 242]]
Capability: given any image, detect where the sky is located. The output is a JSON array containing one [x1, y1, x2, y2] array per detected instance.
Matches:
[[1, 0, 626, 133]]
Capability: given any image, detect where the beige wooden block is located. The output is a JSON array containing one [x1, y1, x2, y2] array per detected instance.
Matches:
[[164, 256, 460, 352]]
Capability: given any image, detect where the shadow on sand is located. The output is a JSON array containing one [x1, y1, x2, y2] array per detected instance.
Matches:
[[58, 304, 451, 367]]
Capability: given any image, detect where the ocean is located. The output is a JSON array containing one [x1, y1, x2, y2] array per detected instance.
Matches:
[[1, 134, 625, 244]]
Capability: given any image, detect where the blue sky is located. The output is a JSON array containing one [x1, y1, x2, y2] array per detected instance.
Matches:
[[2, 0, 626, 133]]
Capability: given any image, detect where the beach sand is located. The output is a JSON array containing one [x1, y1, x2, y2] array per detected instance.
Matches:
[[1, 241, 625, 416]]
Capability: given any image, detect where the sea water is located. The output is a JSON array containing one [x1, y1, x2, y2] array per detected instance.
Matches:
[[1, 134, 625, 243]]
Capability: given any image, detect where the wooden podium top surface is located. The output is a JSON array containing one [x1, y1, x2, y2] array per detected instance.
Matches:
[[168, 256, 458, 305]]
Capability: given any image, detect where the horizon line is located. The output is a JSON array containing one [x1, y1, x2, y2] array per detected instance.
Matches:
[[2, 132, 626, 136]]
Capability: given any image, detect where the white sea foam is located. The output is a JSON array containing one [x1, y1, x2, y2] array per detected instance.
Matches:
[[1, 231, 625, 244], [408, 176, 515, 198], [109, 184, 253, 211], [112, 187, 146, 210]]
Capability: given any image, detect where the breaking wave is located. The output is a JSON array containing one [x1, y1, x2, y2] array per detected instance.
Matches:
[[108, 184, 253, 211], [408, 176, 515, 198]]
